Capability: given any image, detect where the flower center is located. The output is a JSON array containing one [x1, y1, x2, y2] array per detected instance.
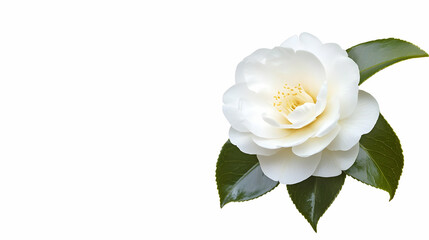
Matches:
[[273, 83, 314, 115]]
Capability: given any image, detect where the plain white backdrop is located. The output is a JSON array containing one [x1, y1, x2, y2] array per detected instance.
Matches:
[[0, 0, 428, 239]]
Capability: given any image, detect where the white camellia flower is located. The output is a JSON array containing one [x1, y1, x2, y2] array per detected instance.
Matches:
[[223, 33, 380, 184]]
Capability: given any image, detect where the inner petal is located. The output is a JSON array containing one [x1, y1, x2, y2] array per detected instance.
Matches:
[[286, 103, 316, 124]]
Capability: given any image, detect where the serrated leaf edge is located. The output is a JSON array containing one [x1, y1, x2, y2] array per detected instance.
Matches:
[[359, 55, 428, 85], [347, 38, 428, 85], [345, 115, 404, 201], [215, 142, 279, 208], [345, 148, 404, 202], [221, 180, 279, 208], [219, 162, 259, 207]]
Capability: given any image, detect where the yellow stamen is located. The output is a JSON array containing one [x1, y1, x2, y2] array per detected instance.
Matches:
[[272, 83, 314, 116]]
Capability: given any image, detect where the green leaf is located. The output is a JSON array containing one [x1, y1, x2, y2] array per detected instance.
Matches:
[[345, 114, 404, 200], [216, 141, 279, 208], [347, 38, 428, 85], [287, 173, 346, 232]]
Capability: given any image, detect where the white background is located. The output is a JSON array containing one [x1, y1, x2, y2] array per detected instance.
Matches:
[[0, 0, 428, 239]]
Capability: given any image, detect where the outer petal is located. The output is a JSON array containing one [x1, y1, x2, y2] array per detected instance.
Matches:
[[258, 148, 322, 184], [313, 143, 360, 177], [236, 47, 296, 92], [328, 90, 379, 151], [223, 83, 288, 138], [222, 83, 252, 132], [299, 33, 323, 48], [229, 128, 279, 156], [280, 35, 300, 50], [235, 60, 282, 93], [334, 143, 360, 170], [292, 125, 340, 157], [312, 43, 348, 70], [236, 49, 272, 77], [326, 57, 360, 119], [280, 32, 322, 52]]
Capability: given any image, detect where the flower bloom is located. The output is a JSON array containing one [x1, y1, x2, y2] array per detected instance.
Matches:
[[223, 33, 379, 184]]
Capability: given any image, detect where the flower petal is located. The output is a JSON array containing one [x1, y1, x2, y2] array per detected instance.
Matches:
[[287, 50, 326, 99], [328, 90, 379, 151], [280, 34, 300, 50], [333, 143, 360, 170], [252, 128, 312, 149], [223, 82, 251, 105], [313, 143, 360, 177], [222, 83, 252, 132], [223, 105, 247, 132], [286, 102, 317, 124], [223, 83, 288, 138], [314, 81, 328, 116], [292, 125, 340, 157], [299, 32, 323, 49], [235, 60, 282, 93], [314, 98, 340, 137], [313, 43, 348, 70], [326, 57, 360, 119], [258, 148, 322, 184], [312, 156, 341, 177], [229, 128, 279, 156], [280, 32, 322, 52], [236, 47, 295, 92]]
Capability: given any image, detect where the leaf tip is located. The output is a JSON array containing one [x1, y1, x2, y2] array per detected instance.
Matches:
[[299, 211, 319, 233], [388, 192, 395, 202], [310, 222, 318, 233], [220, 200, 228, 208]]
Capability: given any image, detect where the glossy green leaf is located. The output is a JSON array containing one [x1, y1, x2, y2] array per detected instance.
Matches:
[[347, 38, 428, 84], [345, 114, 403, 200], [216, 141, 279, 208], [287, 173, 346, 232]]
